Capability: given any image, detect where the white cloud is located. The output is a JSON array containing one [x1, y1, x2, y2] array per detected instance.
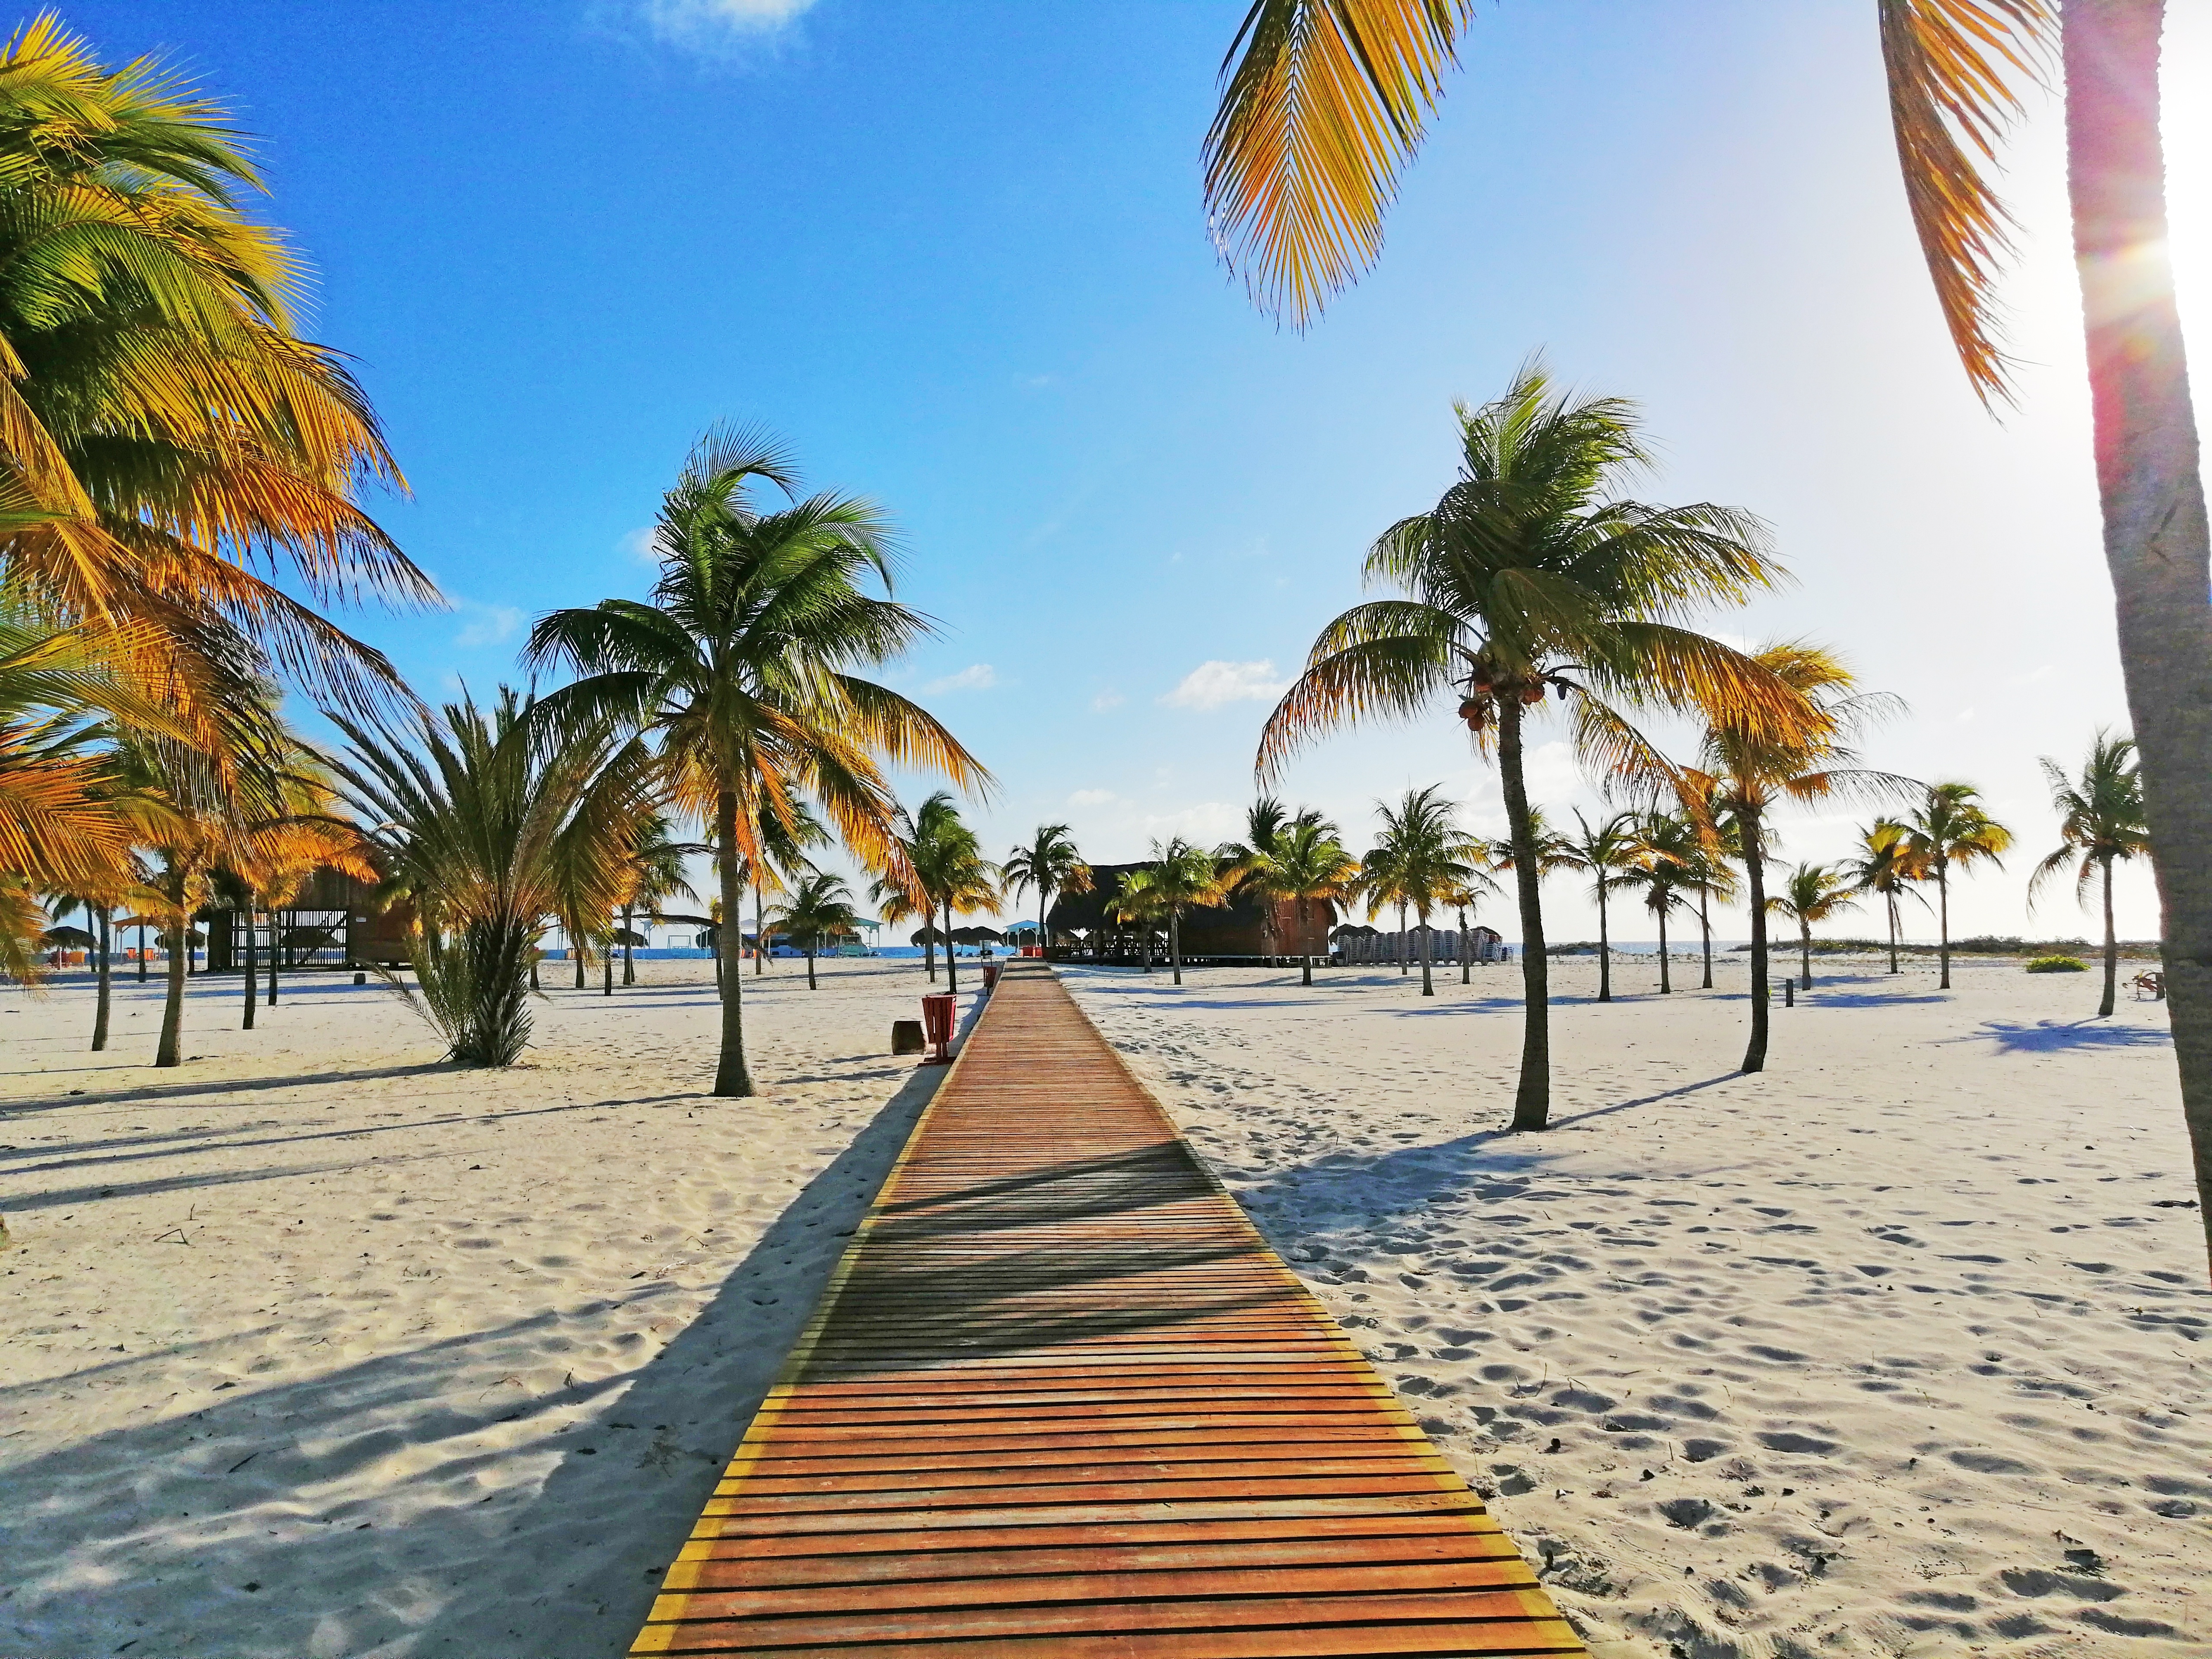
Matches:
[[924, 663, 998, 695], [1068, 788, 1117, 807], [1160, 659, 1287, 711], [1090, 690, 1125, 711], [619, 525, 659, 566], [454, 600, 522, 650], [636, 0, 817, 47], [1139, 802, 1245, 845]]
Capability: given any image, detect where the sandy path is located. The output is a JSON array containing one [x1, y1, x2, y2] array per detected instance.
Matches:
[[1061, 955, 2210, 1659], [1, 955, 963, 1659]]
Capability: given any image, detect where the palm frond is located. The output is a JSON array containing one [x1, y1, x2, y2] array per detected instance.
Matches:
[[1877, 0, 2053, 405], [1205, 0, 1475, 326]]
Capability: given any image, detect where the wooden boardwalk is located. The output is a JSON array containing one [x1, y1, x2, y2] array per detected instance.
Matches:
[[632, 961, 1584, 1657]]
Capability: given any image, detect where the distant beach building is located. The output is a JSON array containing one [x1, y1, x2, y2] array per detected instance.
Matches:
[[1332, 923, 1502, 966], [204, 866, 413, 971], [1046, 862, 1335, 966]]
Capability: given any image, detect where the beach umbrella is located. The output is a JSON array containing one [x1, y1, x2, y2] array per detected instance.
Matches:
[[611, 927, 650, 947], [950, 925, 1004, 945], [910, 926, 947, 945], [40, 925, 95, 947], [1330, 923, 1380, 941]]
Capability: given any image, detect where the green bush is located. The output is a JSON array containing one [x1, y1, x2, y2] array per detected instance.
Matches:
[[2025, 955, 2089, 973]]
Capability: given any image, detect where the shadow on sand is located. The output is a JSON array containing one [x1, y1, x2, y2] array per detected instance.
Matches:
[[2, 1037, 966, 1658], [1226, 1073, 1738, 1243], [1962, 1017, 2172, 1054]]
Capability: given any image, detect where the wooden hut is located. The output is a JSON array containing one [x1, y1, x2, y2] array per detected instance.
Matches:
[[205, 867, 414, 972], [1046, 863, 1336, 965]]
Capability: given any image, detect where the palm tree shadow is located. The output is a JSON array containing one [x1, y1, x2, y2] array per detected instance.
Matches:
[[2, 1055, 955, 1658], [1230, 1074, 1737, 1243], [1960, 1018, 2171, 1053]]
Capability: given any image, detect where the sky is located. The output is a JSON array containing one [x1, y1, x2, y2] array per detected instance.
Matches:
[[73, 0, 2212, 944]]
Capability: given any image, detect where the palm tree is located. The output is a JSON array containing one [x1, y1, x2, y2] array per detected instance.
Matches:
[[1846, 819, 1928, 976], [1362, 785, 1478, 997], [1258, 365, 1799, 1129], [1201, 4, 2212, 1269], [2031, 731, 2152, 1017], [332, 690, 643, 1067], [766, 871, 860, 992], [1904, 782, 2012, 991], [1566, 808, 1642, 1002], [621, 816, 701, 987], [743, 788, 830, 978], [1001, 824, 1091, 954], [879, 791, 999, 996], [0, 19, 434, 734], [1651, 644, 1905, 1072], [1443, 863, 1503, 986], [1110, 867, 1166, 972], [1767, 862, 1863, 987], [1217, 796, 1331, 962], [523, 427, 989, 1096], [1358, 838, 1413, 976], [1237, 817, 1362, 986], [128, 726, 369, 1067], [1144, 837, 1229, 986], [1620, 811, 1700, 995]]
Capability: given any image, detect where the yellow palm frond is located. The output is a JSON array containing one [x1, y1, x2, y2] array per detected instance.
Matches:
[[1877, 0, 2053, 405], [1205, 0, 1475, 326]]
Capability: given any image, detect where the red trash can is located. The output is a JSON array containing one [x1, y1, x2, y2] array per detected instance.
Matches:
[[982, 960, 1002, 992], [920, 991, 957, 1064]]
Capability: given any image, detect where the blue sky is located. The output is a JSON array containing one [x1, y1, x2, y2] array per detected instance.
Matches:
[[78, 0, 2210, 940]]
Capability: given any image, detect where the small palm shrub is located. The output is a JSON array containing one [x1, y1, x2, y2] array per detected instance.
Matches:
[[2025, 955, 2089, 973]]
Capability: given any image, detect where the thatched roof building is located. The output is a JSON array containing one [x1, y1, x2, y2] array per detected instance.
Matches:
[[1046, 863, 1336, 962]]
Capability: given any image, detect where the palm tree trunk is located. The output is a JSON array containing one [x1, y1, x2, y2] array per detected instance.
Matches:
[[2101, 853, 2119, 1018], [754, 886, 766, 975], [2065, 0, 2212, 1273], [1419, 916, 1433, 996], [137, 923, 147, 982], [1597, 884, 1612, 1002], [1460, 910, 1471, 985], [943, 901, 959, 994], [1887, 895, 1900, 974], [924, 928, 936, 982], [623, 905, 636, 985], [1740, 804, 1771, 1072], [1498, 696, 1551, 1131], [92, 906, 111, 1052], [603, 937, 613, 996], [1937, 864, 1953, 989], [1698, 887, 1713, 988], [242, 897, 257, 1030], [1801, 921, 1813, 987], [574, 938, 586, 989], [807, 941, 817, 991], [1657, 903, 1672, 994], [1171, 911, 1183, 985], [712, 789, 754, 1097], [267, 912, 280, 1005], [1397, 901, 1408, 974], [155, 916, 187, 1068]]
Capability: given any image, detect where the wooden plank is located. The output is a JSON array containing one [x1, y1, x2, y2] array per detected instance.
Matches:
[[629, 962, 1584, 1657]]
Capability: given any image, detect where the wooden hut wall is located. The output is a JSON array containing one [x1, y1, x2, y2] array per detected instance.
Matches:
[[1046, 863, 1336, 960]]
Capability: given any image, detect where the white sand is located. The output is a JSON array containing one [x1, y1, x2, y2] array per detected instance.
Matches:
[[1, 955, 964, 1658], [1061, 954, 2210, 1658], [6, 950, 2206, 1657]]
